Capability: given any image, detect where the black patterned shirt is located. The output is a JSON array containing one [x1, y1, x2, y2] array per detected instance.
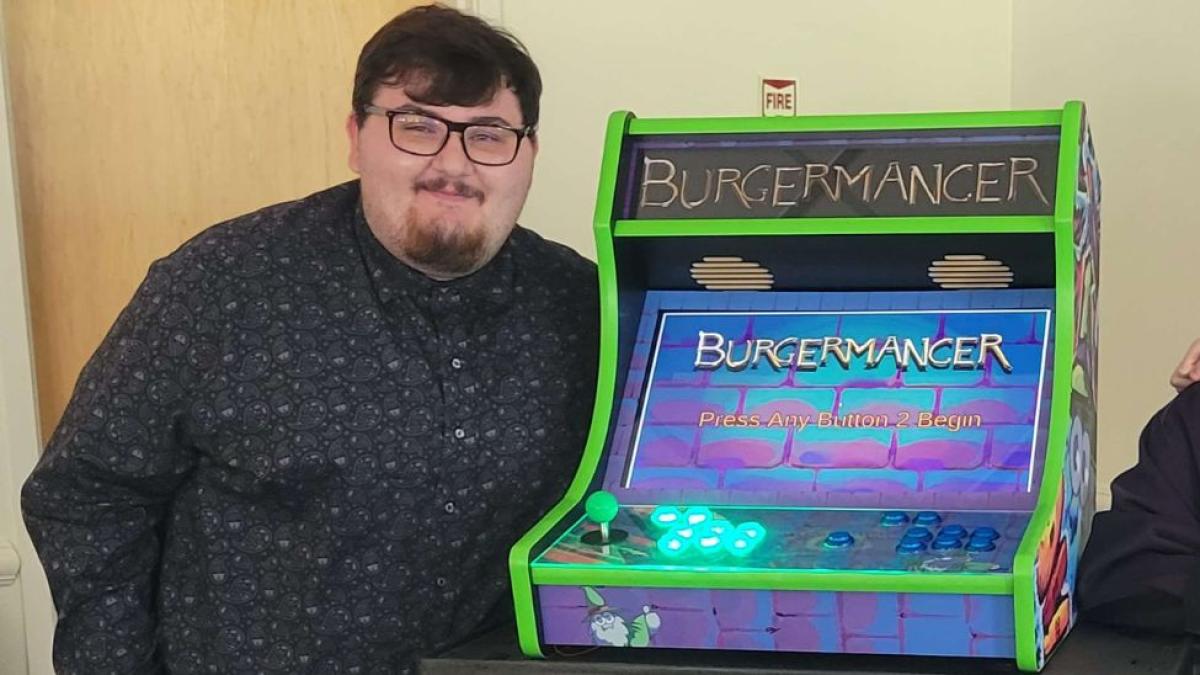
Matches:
[[21, 181, 599, 674]]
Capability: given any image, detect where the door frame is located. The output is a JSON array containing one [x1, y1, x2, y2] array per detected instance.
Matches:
[[0, 2, 55, 672]]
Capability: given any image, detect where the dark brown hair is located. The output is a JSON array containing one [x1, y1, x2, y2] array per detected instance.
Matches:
[[352, 4, 541, 130]]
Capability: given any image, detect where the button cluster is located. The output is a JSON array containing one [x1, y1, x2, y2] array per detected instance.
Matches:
[[890, 513, 1002, 554], [650, 505, 766, 559]]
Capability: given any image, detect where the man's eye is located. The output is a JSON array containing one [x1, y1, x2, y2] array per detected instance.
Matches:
[[468, 129, 505, 144], [400, 123, 438, 134], [395, 116, 440, 134]]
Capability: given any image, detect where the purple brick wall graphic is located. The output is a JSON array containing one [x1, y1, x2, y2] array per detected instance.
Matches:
[[538, 585, 1015, 658], [636, 427, 696, 467], [744, 388, 836, 419], [699, 428, 789, 469], [895, 430, 987, 470], [724, 467, 817, 492], [791, 429, 892, 468], [991, 427, 1038, 469], [604, 290, 1054, 510], [645, 388, 741, 425], [839, 389, 936, 420]]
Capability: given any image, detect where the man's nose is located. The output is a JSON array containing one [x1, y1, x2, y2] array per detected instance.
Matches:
[[430, 131, 472, 174]]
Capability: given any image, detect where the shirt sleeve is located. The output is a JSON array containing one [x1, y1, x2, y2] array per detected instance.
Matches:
[[1077, 384, 1200, 633], [21, 259, 201, 674]]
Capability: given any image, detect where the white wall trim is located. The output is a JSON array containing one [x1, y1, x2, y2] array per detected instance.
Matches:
[[1, 0, 55, 671], [0, 539, 18, 586]]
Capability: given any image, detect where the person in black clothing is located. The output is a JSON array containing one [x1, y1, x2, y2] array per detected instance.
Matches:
[[1078, 339, 1200, 633], [1169, 338, 1200, 395], [21, 5, 598, 674]]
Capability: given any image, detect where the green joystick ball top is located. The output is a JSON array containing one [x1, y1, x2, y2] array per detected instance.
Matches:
[[583, 491, 626, 546], [586, 491, 619, 525]]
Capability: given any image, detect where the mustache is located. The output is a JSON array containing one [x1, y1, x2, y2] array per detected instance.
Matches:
[[415, 177, 485, 203]]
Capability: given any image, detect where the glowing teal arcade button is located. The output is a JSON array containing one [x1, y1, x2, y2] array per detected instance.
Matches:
[[724, 521, 766, 557], [683, 506, 713, 527], [657, 531, 690, 557], [725, 536, 754, 556], [695, 522, 726, 555], [737, 521, 765, 542], [649, 506, 683, 529]]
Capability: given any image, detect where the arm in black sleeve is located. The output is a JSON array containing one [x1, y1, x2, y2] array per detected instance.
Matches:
[[1078, 384, 1200, 633], [22, 259, 200, 674]]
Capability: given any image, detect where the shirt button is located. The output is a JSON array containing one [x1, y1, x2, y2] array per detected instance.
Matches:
[[453, 428, 465, 439], [436, 577, 447, 587], [444, 501, 456, 514], [451, 357, 463, 369]]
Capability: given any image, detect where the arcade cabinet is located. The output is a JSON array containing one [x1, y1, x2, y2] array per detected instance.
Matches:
[[510, 102, 1101, 672]]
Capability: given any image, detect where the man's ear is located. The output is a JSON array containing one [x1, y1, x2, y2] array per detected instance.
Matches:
[[346, 112, 361, 174]]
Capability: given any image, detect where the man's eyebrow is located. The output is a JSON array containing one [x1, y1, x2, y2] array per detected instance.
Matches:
[[468, 115, 518, 127], [394, 104, 518, 128]]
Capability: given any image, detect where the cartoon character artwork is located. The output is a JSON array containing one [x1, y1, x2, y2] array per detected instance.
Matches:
[[584, 587, 661, 647], [1033, 482, 1071, 662], [1071, 116, 1101, 551], [1032, 111, 1101, 668]]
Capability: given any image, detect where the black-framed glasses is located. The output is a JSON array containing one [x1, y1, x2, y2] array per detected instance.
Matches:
[[361, 105, 535, 167]]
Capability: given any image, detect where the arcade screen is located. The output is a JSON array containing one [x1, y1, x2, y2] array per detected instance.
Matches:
[[603, 289, 1054, 508]]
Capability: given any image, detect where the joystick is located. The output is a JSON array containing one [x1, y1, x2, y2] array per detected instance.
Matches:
[[582, 491, 627, 546]]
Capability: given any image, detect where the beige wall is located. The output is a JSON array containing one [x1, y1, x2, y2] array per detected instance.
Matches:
[[1011, 0, 1200, 505], [503, 0, 1195, 506], [498, 0, 1014, 259]]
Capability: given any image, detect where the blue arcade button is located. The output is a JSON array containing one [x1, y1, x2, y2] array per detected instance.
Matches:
[[880, 511, 910, 527], [931, 535, 964, 551], [939, 524, 967, 539], [971, 526, 1000, 541], [913, 511, 942, 527], [903, 526, 933, 542], [823, 530, 855, 549], [896, 539, 927, 554], [966, 538, 997, 553]]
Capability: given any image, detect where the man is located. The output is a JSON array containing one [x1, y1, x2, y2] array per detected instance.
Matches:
[[1077, 340, 1200, 632], [22, 5, 598, 674]]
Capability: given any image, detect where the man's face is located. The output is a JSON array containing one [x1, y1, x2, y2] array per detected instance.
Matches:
[[347, 83, 536, 280]]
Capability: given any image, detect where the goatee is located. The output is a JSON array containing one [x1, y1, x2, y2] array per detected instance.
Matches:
[[400, 177, 488, 277]]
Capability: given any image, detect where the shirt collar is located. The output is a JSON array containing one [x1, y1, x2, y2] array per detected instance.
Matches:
[[353, 201, 516, 318]]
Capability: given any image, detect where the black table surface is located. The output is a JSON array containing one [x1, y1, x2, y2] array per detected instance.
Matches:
[[420, 621, 1194, 675]]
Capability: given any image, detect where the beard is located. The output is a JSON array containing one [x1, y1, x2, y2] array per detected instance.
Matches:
[[400, 210, 487, 278], [386, 177, 490, 279], [589, 618, 629, 647]]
